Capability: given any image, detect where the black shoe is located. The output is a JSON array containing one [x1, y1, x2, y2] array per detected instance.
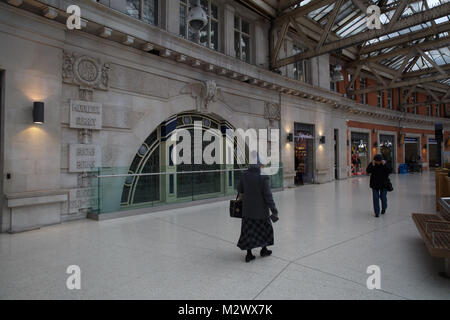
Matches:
[[260, 248, 272, 257], [375, 214, 380, 218], [381, 209, 386, 215], [245, 253, 256, 263]]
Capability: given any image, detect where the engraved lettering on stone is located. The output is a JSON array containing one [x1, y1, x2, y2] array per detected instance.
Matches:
[[69, 187, 99, 213], [69, 144, 101, 173], [70, 100, 102, 130]]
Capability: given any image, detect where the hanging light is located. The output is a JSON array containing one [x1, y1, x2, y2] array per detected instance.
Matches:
[[187, 0, 208, 32], [332, 64, 344, 82]]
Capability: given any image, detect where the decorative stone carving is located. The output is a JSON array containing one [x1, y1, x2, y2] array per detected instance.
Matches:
[[78, 128, 92, 144], [62, 51, 110, 90], [264, 102, 281, 121], [182, 80, 221, 113]]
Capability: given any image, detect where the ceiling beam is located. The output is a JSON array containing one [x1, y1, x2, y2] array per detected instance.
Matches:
[[359, 21, 450, 54], [272, 21, 290, 65], [316, 0, 344, 49], [385, 0, 409, 33], [348, 73, 450, 95], [273, 2, 450, 68], [349, 36, 450, 67], [416, 47, 447, 75], [273, 0, 335, 27]]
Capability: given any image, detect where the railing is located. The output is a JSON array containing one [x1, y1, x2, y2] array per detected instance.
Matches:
[[83, 164, 283, 215]]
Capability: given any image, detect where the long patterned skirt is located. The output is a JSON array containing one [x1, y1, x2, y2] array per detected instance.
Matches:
[[237, 217, 274, 250]]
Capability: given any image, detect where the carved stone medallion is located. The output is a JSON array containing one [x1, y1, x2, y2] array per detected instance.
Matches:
[[264, 102, 281, 121], [63, 51, 110, 90]]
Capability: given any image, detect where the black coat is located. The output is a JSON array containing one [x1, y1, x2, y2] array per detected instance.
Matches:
[[366, 162, 392, 190], [237, 166, 278, 220]]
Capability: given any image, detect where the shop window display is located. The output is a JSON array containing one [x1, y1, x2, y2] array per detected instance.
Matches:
[[294, 123, 314, 185], [351, 132, 369, 176]]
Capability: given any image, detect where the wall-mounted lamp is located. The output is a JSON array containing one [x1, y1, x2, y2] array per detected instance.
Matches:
[[287, 133, 293, 142], [423, 144, 427, 150], [33, 101, 44, 124], [319, 136, 326, 144], [374, 141, 378, 148]]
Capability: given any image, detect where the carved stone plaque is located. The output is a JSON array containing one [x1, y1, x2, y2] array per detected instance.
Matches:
[[69, 100, 102, 130], [69, 144, 101, 172], [63, 51, 110, 90], [68, 187, 99, 213]]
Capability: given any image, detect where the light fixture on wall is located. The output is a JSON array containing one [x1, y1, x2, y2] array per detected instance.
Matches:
[[320, 136, 326, 144], [287, 133, 293, 142], [374, 141, 378, 148], [33, 101, 44, 124], [423, 144, 427, 150]]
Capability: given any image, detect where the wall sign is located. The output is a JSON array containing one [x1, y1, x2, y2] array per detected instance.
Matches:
[[69, 187, 99, 213], [69, 144, 101, 172], [69, 100, 102, 130]]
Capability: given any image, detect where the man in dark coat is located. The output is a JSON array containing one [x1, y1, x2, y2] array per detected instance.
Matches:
[[237, 159, 279, 262], [366, 154, 392, 217]]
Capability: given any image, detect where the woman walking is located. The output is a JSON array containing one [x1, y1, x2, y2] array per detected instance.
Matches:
[[237, 156, 279, 262], [366, 154, 392, 217]]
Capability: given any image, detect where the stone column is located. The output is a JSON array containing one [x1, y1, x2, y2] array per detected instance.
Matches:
[[310, 54, 331, 90], [164, 0, 180, 35], [223, 3, 236, 57], [254, 18, 269, 68]]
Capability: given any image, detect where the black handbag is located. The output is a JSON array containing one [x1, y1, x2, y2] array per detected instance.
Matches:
[[229, 194, 243, 218], [386, 178, 394, 192]]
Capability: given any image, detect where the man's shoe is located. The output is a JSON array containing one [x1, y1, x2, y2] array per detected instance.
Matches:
[[260, 248, 272, 257], [245, 253, 255, 263], [381, 209, 386, 215]]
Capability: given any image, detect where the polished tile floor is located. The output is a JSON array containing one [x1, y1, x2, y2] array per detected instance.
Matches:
[[1, 172, 449, 299]]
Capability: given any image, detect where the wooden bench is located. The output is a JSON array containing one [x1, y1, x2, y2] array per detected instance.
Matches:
[[411, 213, 450, 277]]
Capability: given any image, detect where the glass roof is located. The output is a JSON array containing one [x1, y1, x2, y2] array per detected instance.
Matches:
[[304, 0, 450, 86]]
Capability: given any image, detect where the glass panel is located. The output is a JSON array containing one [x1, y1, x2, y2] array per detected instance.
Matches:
[[109, 0, 140, 19], [211, 20, 218, 50], [180, 5, 186, 37], [211, 3, 218, 19], [242, 20, 250, 34], [199, 22, 209, 47], [234, 16, 240, 29], [234, 31, 240, 59], [242, 35, 250, 62], [142, 0, 158, 25]]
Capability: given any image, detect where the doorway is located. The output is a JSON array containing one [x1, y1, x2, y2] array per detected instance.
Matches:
[[379, 134, 395, 170], [404, 137, 420, 164], [294, 122, 315, 185], [428, 138, 438, 168]]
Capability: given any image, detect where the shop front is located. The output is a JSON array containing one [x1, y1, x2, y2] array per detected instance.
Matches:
[[351, 132, 370, 176], [404, 136, 421, 172], [294, 123, 315, 185], [379, 134, 396, 170]]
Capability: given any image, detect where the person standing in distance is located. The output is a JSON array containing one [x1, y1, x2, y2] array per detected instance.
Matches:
[[366, 154, 392, 217]]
